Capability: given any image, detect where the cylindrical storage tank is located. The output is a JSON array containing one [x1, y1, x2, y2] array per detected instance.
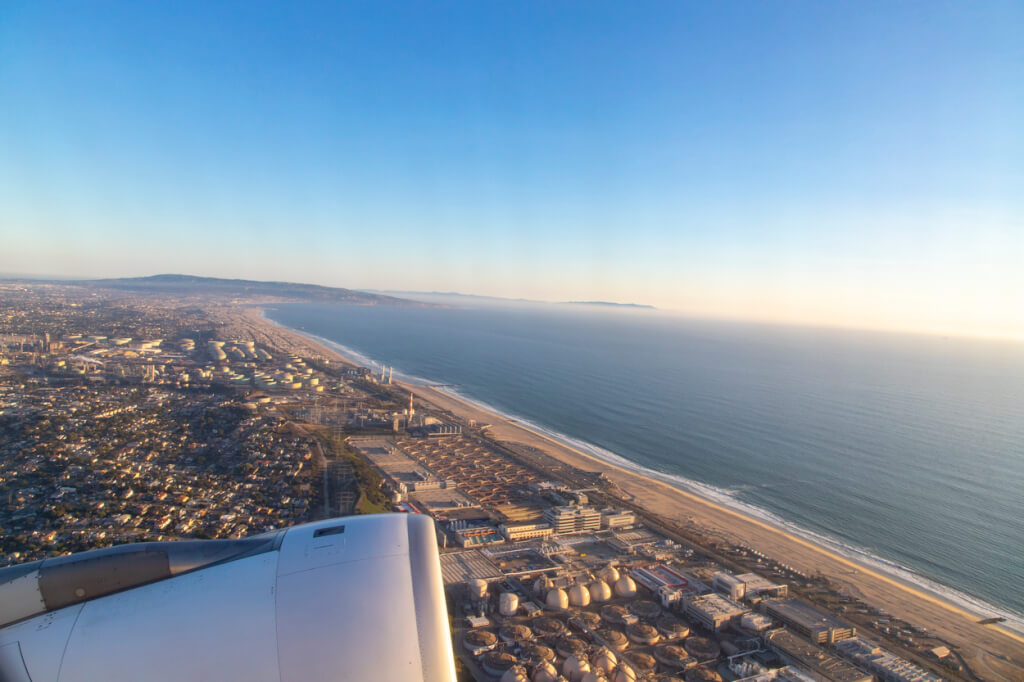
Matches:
[[546, 588, 569, 610], [683, 637, 720, 661], [568, 583, 592, 607], [589, 580, 612, 603], [562, 655, 592, 682], [498, 624, 533, 644], [599, 565, 620, 584], [600, 604, 630, 626], [590, 646, 618, 674], [467, 579, 488, 600], [580, 673, 606, 682], [628, 600, 660, 620], [600, 629, 629, 652], [614, 576, 637, 598], [522, 644, 555, 663], [533, 575, 554, 596], [503, 666, 531, 682], [532, 660, 560, 682], [556, 637, 587, 659], [656, 617, 689, 641], [500, 592, 520, 616], [626, 623, 661, 646], [462, 628, 497, 652], [654, 644, 691, 669], [532, 617, 565, 637], [684, 667, 723, 682], [483, 652, 519, 677], [610, 663, 638, 682], [624, 652, 657, 674], [575, 611, 602, 630]]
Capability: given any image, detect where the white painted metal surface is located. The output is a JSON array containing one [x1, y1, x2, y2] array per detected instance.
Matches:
[[0, 514, 456, 682]]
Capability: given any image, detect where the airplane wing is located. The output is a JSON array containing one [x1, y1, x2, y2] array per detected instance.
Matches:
[[0, 513, 456, 682]]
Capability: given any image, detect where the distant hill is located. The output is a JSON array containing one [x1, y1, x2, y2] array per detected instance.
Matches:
[[563, 300, 656, 309], [66, 274, 424, 306]]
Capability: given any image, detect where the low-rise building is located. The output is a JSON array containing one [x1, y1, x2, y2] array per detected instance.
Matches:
[[684, 593, 748, 631], [763, 599, 855, 644], [833, 638, 943, 682], [499, 521, 554, 541], [600, 508, 636, 530], [766, 629, 871, 682]]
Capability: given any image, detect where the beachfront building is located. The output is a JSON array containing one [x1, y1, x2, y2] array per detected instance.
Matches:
[[499, 521, 554, 541], [736, 572, 788, 599], [763, 599, 855, 644], [714, 571, 789, 601], [833, 638, 944, 682], [600, 508, 636, 530], [766, 630, 872, 682], [684, 593, 748, 631], [544, 505, 602, 534]]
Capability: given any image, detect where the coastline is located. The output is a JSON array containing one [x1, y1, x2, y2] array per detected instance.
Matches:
[[247, 306, 1024, 678]]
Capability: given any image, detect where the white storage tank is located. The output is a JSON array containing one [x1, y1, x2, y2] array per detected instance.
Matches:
[[590, 646, 618, 674], [467, 578, 488, 600], [531, 660, 560, 682], [589, 580, 612, 602], [568, 583, 591, 607], [562, 655, 591, 682], [614, 575, 637, 598], [499, 592, 520, 616], [599, 565, 620, 584], [546, 588, 569, 610], [610, 663, 638, 682], [502, 666, 530, 682]]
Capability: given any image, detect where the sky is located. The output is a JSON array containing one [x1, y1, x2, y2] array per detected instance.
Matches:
[[2, 2, 1022, 339]]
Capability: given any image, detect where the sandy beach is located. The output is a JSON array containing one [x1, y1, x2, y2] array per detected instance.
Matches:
[[244, 306, 1024, 681]]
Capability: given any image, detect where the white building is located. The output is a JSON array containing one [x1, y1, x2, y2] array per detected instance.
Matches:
[[833, 638, 944, 682], [544, 505, 602, 534], [499, 521, 554, 541]]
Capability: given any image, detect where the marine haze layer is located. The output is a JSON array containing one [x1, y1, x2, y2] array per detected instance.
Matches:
[[265, 301, 1024, 629]]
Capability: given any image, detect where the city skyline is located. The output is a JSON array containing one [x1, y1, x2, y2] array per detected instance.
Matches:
[[2, 2, 1022, 339]]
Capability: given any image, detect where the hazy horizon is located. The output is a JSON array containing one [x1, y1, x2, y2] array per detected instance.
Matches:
[[2, 2, 1021, 339]]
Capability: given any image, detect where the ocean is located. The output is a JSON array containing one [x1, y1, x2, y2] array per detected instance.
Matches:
[[264, 301, 1024, 630]]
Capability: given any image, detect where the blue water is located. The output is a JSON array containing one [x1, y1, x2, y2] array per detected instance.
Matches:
[[265, 302, 1024, 626]]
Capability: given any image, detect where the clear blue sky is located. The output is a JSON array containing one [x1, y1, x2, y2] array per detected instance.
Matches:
[[2, 2, 1022, 337]]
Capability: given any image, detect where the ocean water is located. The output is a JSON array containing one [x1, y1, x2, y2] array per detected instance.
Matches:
[[265, 302, 1024, 628]]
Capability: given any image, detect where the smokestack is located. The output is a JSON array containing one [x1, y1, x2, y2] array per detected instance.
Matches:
[[408, 392, 415, 425], [380, 364, 385, 382], [388, 366, 393, 384]]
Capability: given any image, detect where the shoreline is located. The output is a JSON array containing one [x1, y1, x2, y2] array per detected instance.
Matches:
[[248, 305, 1024, 678]]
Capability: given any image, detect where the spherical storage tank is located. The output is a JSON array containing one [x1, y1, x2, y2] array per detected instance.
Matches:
[[590, 646, 618, 674], [599, 565, 620, 584], [534, 575, 554, 596], [532, 660, 561, 682], [500, 592, 520, 616], [614, 575, 637, 598], [502, 666, 531, 682], [610, 663, 638, 682], [546, 588, 569, 610], [562, 655, 592, 682], [589, 580, 612, 603], [568, 583, 591, 607]]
